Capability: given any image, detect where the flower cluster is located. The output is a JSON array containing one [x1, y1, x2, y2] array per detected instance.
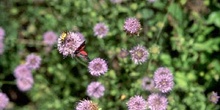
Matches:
[[13, 53, 41, 91]]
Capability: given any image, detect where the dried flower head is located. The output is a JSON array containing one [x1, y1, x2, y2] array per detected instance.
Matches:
[[57, 32, 85, 57], [129, 45, 149, 64], [209, 91, 220, 104], [141, 77, 155, 91], [0, 41, 4, 55], [147, 93, 168, 110], [154, 74, 174, 93], [0, 92, 9, 110], [43, 31, 58, 46], [16, 76, 34, 91], [124, 17, 141, 34], [127, 95, 147, 110], [118, 49, 129, 58], [25, 53, 41, 70], [0, 27, 5, 41], [14, 64, 32, 79], [93, 23, 109, 38], [86, 82, 105, 98], [88, 58, 108, 76], [76, 99, 99, 110]]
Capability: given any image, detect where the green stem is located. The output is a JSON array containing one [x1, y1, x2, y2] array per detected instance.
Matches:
[[75, 57, 88, 67], [0, 81, 16, 85]]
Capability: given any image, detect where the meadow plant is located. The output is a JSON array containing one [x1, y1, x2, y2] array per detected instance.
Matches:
[[0, 42, 4, 55]]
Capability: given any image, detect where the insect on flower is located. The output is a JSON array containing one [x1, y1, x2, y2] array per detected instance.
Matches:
[[57, 31, 90, 61]]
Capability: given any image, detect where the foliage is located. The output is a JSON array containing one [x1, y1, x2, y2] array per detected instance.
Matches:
[[0, 0, 220, 110]]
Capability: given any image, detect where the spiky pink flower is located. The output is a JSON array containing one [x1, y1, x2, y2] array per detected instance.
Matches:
[[86, 82, 105, 98], [76, 99, 99, 110], [141, 77, 155, 91], [209, 91, 219, 104], [154, 74, 174, 93], [127, 95, 147, 110], [43, 31, 58, 46], [118, 49, 129, 58], [0, 92, 9, 110], [0, 27, 5, 41], [147, 93, 168, 110], [14, 64, 32, 79], [154, 67, 172, 79], [124, 17, 141, 34], [16, 76, 34, 91], [57, 32, 85, 57], [88, 58, 108, 76], [148, 0, 156, 3], [93, 23, 109, 38], [25, 53, 41, 70], [129, 45, 149, 64]]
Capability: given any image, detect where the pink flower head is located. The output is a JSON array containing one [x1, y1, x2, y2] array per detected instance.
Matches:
[[154, 74, 174, 93], [93, 23, 109, 38], [16, 76, 34, 91], [209, 91, 220, 104], [110, 0, 123, 4], [43, 31, 58, 46], [88, 58, 108, 76], [76, 99, 99, 110], [25, 53, 41, 70], [127, 95, 147, 110], [14, 64, 32, 79], [124, 17, 141, 34], [0, 92, 9, 110], [57, 32, 85, 57], [129, 45, 149, 64], [147, 93, 168, 110], [86, 82, 105, 98]]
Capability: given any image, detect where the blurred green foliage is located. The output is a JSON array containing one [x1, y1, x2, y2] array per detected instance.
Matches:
[[0, 0, 220, 110]]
